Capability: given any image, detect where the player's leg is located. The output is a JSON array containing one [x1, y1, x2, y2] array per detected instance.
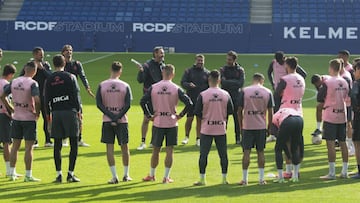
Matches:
[[163, 127, 177, 183], [182, 116, 193, 145], [256, 130, 267, 184], [0, 114, 12, 176], [194, 134, 212, 186], [346, 107, 354, 156], [351, 122, 360, 178], [9, 138, 21, 180], [320, 122, 337, 180], [138, 115, 149, 150], [214, 135, 228, 184], [101, 122, 118, 183], [119, 123, 131, 182], [240, 130, 253, 185], [289, 116, 303, 182], [23, 121, 40, 182], [66, 111, 80, 182], [274, 120, 290, 183], [78, 112, 90, 147], [196, 115, 201, 145], [53, 138, 63, 182], [311, 103, 323, 138], [233, 108, 241, 145], [67, 136, 80, 182], [338, 123, 349, 178], [143, 126, 162, 181], [41, 101, 52, 147]]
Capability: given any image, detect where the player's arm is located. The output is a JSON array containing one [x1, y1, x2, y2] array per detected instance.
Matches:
[[43, 62, 52, 77], [236, 91, 244, 131], [180, 69, 194, 90], [274, 79, 286, 111], [137, 63, 146, 83], [95, 85, 116, 121], [351, 81, 360, 112], [316, 83, 327, 120], [267, 62, 275, 89], [0, 83, 14, 114], [71, 74, 82, 113], [267, 92, 275, 135], [220, 67, 245, 90], [76, 61, 94, 97], [193, 95, 203, 119], [43, 78, 51, 121], [227, 94, 234, 116], [31, 82, 41, 118], [113, 86, 132, 122], [140, 87, 153, 118], [296, 65, 307, 79], [177, 88, 193, 119]]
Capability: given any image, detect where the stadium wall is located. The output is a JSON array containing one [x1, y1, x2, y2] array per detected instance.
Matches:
[[1, 21, 359, 54]]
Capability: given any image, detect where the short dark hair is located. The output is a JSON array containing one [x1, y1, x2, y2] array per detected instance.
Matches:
[[227, 50, 237, 60], [111, 61, 123, 72], [209, 70, 220, 82], [24, 61, 37, 73], [52, 54, 65, 68], [338, 50, 350, 56], [285, 57, 298, 70], [353, 57, 360, 64], [2, 64, 16, 76], [311, 74, 321, 84], [275, 51, 285, 64], [253, 73, 265, 81], [353, 61, 360, 71], [32, 47, 43, 55]]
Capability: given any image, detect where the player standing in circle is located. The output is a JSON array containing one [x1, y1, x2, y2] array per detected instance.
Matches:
[[318, 59, 350, 180], [272, 107, 304, 183], [1, 61, 41, 182], [350, 62, 360, 179], [273, 57, 305, 179], [220, 51, 245, 144], [180, 54, 209, 146], [193, 70, 233, 186], [62, 44, 93, 147], [0, 64, 16, 177], [96, 62, 132, 184], [141, 64, 192, 183], [238, 73, 274, 185], [20, 47, 53, 148], [310, 74, 331, 143], [136, 46, 165, 150], [267, 52, 307, 142], [44, 55, 82, 183]]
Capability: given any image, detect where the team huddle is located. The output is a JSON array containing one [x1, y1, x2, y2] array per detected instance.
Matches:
[[1, 46, 360, 186]]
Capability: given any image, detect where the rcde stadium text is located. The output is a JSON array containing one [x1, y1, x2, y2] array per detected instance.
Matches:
[[284, 26, 358, 39]]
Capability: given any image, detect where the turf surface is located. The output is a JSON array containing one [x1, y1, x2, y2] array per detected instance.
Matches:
[[0, 51, 359, 202]]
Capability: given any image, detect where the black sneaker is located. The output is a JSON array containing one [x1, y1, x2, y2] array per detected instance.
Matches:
[[53, 175, 62, 183], [122, 176, 133, 182], [67, 173, 80, 183], [311, 129, 322, 136]]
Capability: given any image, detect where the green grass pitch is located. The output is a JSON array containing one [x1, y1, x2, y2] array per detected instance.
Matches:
[[0, 51, 359, 202]]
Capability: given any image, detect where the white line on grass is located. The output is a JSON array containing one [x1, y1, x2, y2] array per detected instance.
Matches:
[[82, 53, 115, 65], [303, 88, 317, 102]]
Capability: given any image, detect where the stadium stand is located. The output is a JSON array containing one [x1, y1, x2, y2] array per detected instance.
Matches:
[[16, 0, 250, 23], [273, 0, 359, 23]]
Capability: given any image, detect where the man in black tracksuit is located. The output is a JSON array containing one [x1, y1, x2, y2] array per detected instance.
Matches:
[[136, 46, 165, 150], [45, 54, 82, 183], [220, 51, 245, 144], [62, 44, 94, 147], [180, 54, 209, 146], [20, 47, 52, 147]]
